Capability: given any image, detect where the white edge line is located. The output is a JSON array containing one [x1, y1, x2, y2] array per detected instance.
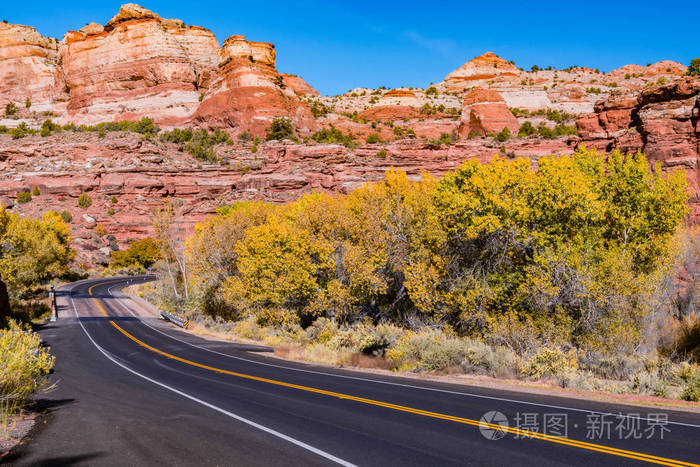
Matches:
[[67, 281, 356, 467], [105, 278, 700, 430]]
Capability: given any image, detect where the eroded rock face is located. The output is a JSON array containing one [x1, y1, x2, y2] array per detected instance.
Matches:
[[458, 88, 520, 137], [193, 35, 317, 137], [0, 131, 577, 267], [0, 23, 59, 112], [0, 4, 316, 132], [443, 52, 521, 91], [577, 77, 700, 220], [60, 4, 219, 125], [281, 73, 319, 97]]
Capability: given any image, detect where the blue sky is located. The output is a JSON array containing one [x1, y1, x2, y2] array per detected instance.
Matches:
[[2, 1, 697, 95]]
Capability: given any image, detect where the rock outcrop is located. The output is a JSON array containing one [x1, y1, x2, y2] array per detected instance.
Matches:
[[0, 4, 316, 132], [193, 35, 317, 136], [577, 77, 700, 220], [458, 88, 520, 137], [59, 4, 220, 125], [443, 52, 521, 91], [0, 23, 59, 112], [281, 73, 320, 96]]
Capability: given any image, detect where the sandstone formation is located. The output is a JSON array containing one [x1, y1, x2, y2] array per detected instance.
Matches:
[[59, 4, 220, 125], [193, 35, 317, 136], [379, 89, 420, 107], [443, 52, 521, 91], [577, 77, 700, 220], [608, 60, 687, 79], [0, 4, 315, 132], [281, 73, 320, 96], [0, 23, 59, 112], [458, 88, 520, 137]]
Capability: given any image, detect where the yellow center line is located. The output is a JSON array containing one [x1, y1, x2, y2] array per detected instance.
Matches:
[[85, 281, 699, 467]]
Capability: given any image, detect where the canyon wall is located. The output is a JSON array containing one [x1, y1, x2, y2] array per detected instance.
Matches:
[[577, 76, 700, 220]]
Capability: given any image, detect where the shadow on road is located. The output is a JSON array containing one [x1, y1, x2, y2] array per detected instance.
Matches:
[[3, 451, 104, 466]]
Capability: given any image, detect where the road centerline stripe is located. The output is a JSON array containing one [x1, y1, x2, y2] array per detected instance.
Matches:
[[87, 281, 700, 467], [68, 281, 356, 467]]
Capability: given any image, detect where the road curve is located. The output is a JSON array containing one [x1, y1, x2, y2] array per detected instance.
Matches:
[[6, 276, 700, 466]]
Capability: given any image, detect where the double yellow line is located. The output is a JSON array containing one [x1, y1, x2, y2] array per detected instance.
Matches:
[[87, 282, 699, 466]]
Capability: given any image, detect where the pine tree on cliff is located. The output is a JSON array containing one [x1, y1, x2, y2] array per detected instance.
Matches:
[[688, 58, 700, 77]]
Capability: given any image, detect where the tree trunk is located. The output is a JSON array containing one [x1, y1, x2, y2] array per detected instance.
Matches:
[[0, 277, 10, 327]]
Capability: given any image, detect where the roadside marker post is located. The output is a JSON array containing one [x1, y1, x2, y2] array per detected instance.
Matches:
[[49, 284, 57, 322]]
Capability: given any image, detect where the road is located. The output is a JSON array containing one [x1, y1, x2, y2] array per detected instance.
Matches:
[[5, 276, 700, 466]]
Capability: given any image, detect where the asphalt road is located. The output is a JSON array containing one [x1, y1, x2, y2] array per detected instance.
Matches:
[[5, 276, 700, 466]]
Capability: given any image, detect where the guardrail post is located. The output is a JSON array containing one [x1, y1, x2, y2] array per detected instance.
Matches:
[[49, 284, 57, 322]]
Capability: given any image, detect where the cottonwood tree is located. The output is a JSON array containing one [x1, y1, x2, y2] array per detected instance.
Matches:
[[152, 198, 190, 301]]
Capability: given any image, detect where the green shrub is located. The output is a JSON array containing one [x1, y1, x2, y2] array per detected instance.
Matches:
[[377, 149, 387, 158], [435, 132, 456, 146], [60, 211, 72, 223], [537, 123, 555, 139], [494, 127, 511, 142], [238, 131, 251, 143], [111, 196, 118, 204], [160, 128, 193, 144], [4, 102, 17, 117], [681, 375, 700, 401], [25, 97, 31, 109], [10, 122, 34, 139], [688, 58, 700, 77], [311, 126, 356, 148], [309, 101, 332, 118], [424, 86, 438, 96], [518, 121, 537, 137], [266, 118, 296, 141], [16, 191, 31, 204], [32, 186, 40, 197], [107, 208, 115, 216], [77, 193, 92, 209], [365, 133, 381, 144]]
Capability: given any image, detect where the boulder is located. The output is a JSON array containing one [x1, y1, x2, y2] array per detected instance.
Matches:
[[458, 88, 520, 137]]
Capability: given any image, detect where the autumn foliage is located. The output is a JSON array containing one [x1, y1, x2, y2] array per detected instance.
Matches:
[[183, 147, 688, 355]]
